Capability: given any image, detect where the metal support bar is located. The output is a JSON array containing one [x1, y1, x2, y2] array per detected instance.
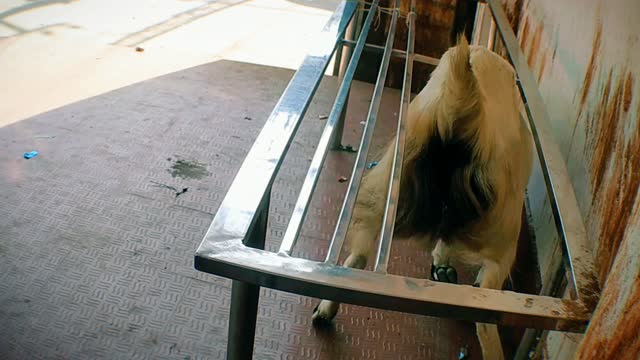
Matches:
[[471, 2, 492, 47], [333, 1, 360, 77], [330, 1, 361, 148], [486, 0, 599, 308], [227, 282, 259, 359], [471, 2, 484, 45], [331, 90, 350, 150], [374, 1, 415, 274], [196, 240, 590, 332], [513, 265, 566, 359], [326, 3, 400, 265], [278, 0, 381, 255], [340, 39, 440, 66], [487, 17, 497, 50], [331, 2, 364, 149], [332, 36, 345, 77], [226, 190, 270, 360]]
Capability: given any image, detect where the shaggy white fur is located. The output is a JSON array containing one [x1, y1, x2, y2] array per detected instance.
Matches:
[[312, 36, 533, 360]]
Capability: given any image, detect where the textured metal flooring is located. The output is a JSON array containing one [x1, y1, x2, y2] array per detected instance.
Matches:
[[0, 60, 487, 359]]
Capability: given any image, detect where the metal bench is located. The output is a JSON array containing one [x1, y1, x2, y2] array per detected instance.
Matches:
[[194, 1, 600, 358]]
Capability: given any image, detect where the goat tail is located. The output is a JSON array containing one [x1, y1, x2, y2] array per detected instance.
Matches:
[[432, 34, 483, 141]]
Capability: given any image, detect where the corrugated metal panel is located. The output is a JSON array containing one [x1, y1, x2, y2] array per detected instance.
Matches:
[[499, 0, 640, 357]]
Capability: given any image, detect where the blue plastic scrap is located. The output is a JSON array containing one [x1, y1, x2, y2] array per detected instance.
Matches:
[[23, 151, 38, 159], [458, 345, 469, 360], [366, 161, 379, 169]]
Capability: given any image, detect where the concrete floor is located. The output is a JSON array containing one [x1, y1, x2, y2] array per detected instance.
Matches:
[[0, 0, 339, 127]]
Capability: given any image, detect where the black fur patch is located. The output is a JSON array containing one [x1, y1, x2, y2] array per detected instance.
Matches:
[[395, 132, 494, 240]]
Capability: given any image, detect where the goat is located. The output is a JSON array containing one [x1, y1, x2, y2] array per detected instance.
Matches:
[[312, 35, 533, 360]]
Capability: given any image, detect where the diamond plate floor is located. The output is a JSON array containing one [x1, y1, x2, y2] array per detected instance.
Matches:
[[0, 60, 532, 359]]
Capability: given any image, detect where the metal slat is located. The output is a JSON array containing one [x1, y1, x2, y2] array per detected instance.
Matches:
[[486, 0, 600, 309], [325, 3, 400, 264], [197, 1, 356, 252], [278, 0, 381, 255], [374, 1, 415, 273], [195, 240, 590, 332], [340, 39, 440, 66]]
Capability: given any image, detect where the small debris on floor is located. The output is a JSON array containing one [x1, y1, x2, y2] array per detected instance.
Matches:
[[150, 181, 188, 197], [175, 188, 188, 197], [23, 151, 38, 159], [366, 161, 379, 169], [244, 116, 252, 120], [338, 176, 348, 183], [135, 47, 144, 52], [34, 135, 56, 139], [336, 144, 357, 153], [318, 115, 328, 120], [458, 345, 469, 359], [360, 121, 366, 125]]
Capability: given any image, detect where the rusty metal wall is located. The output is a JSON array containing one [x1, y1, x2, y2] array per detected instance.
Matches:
[[498, 0, 640, 358]]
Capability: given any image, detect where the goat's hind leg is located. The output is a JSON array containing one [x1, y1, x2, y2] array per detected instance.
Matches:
[[475, 256, 514, 360]]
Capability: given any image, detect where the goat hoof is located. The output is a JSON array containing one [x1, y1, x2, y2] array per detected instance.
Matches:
[[312, 300, 338, 327], [431, 264, 458, 284]]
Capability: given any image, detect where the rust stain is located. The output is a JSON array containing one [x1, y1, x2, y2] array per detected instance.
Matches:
[[606, 277, 640, 359], [577, 279, 617, 359], [504, 0, 525, 35], [585, 69, 609, 141], [527, 21, 543, 68], [577, 21, 603, 120], [537, 48, 548, 83], [519, 16, 530, 50], [578, 272, 640, 359], [623, 72, 634, 113], [590, 70, 618, 196], [559, 299, 590, 332], [579, 270, 602, 312], [593, 94, 640, 282]]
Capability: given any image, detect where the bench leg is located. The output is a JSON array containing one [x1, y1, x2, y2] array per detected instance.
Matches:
[[331, 90, 349, 150], [225, 191, 270, 360], [227, 281, 260, 360]]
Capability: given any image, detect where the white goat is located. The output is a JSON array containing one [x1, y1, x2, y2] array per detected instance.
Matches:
[[312, 36, 534, 360]]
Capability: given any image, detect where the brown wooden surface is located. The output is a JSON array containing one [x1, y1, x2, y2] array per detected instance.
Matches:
[[355, 0, 460, 93]]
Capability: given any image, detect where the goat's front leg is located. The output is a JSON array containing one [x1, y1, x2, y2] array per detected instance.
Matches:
[[311, 251, 368, 325], [430, 239, 458, 283], [312, 142, 394, 325]]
